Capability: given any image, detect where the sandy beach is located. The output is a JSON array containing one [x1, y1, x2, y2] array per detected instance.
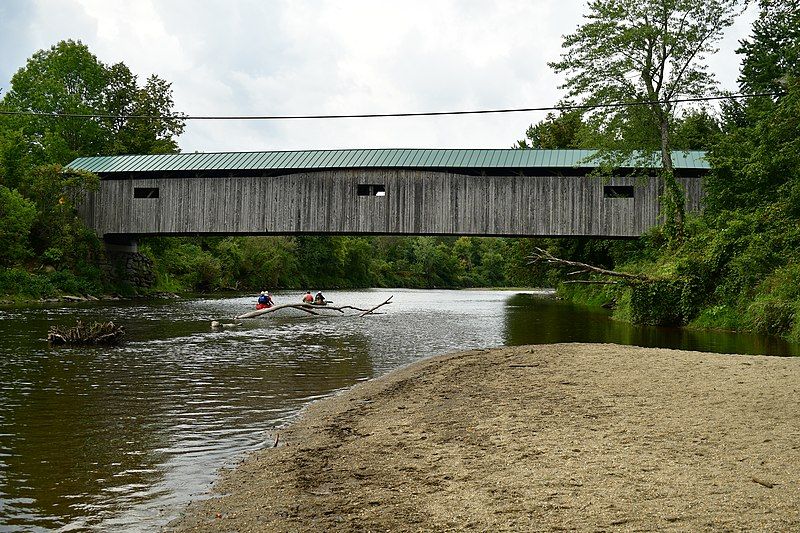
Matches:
[[169, 343, 800, 531]]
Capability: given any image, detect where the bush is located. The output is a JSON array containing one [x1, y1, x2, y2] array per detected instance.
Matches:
[[746, 298, 795, 337], [690, 304, 741, 331], [0, 268, 55, 298], [630, 280, 684, 326], [0, 185, 36, 266], [47, 269, 102, 295]]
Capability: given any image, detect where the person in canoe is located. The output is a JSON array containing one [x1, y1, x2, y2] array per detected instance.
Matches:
[[314, 291, 326, 305], [302, 290, 313, 303], [256, 290, 274, 310]]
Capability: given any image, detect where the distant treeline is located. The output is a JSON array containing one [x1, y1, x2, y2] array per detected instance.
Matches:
[[139, 234, 638, 294], [143, 235, 533, 293]]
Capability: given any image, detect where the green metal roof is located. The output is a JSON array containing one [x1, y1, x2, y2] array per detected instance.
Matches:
[[66, 148, 709, 174]]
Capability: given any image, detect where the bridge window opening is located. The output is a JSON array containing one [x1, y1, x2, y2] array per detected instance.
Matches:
[[357, 184, 386, 197], [603, 185, 634, 199], [134, 187, 159, 199]]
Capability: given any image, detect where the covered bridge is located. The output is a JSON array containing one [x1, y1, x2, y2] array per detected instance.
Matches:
[[67, 148, 708, 244]]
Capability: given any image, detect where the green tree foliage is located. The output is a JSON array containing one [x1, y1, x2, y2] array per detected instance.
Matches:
[[139, 235, 551, 294], [705, 0, 800, 213], [550, 0, 744, 240], [0, 185, 36, 265], [670, 109, 721, 150], [515, 109, 590, 149], [706, 82, 800, 212], [17, 166, 98, 255], [0, 40, 185, 297], [738, 0, 800, 94], [0, 39, 184, 164]]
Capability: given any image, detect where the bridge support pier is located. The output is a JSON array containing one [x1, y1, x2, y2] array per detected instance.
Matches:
[[103, 236, 155, 290]]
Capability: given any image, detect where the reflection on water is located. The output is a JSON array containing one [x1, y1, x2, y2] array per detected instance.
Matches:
[[503, 293, 800, 356], [0, 289, 798, 531]]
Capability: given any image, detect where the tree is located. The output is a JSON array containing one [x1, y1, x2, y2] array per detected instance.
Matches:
[[705, 0, 800, 213], [515, 109, 590, 149], [0, 40, 184, 164], [738, 0, 800, 94], [19, 165, 100, 267], [0, 185, 36, 266], [550, 0, 744, 240], [671, 109, 721, 150]]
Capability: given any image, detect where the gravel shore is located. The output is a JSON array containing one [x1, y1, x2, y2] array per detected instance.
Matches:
[[169, 343, 800, 531]]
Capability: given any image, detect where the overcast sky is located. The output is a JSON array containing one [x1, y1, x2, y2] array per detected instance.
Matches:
[[0, 0, 757, 153]]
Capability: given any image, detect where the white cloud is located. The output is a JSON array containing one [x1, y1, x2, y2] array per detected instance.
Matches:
[[1, 0, 757, 153]]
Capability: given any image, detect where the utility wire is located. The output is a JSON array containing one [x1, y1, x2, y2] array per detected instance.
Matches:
[[0, 92, 780, 121]]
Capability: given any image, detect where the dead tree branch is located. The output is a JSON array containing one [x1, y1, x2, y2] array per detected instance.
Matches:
[[48, 320, 125, 346], [527, 247, 652, 283], [359, 295, 394, 317], [235, 296, 394, 320], [237, 303, 326, 319], [562, 280, 621, 285]]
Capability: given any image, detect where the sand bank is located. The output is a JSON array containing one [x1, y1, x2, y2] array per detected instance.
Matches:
[[170, 343, 800, 531]]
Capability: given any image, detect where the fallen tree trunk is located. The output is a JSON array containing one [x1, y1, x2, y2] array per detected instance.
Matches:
[[235, 297, 393, 320], [237, 303, 329, 319], [236, 295, 394, 320], [527, 247, 652, 283], [561, 279, 622, 285]]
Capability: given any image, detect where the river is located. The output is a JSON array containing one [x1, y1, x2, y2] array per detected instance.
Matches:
[[1, 289, 798, 531]]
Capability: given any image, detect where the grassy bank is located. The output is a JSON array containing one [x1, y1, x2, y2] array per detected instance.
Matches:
[[556, 209, 800, 344]]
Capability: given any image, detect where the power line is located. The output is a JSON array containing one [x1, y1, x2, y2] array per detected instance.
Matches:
[[0, 92, 780, 121]]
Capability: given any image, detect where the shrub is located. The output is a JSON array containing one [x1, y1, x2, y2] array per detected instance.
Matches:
[[0, 268, 55, 298], [630, 280, 684, 326], [690, 304, 741, 331], [745, 298, 795, 337], [0, 185, 36, 266]]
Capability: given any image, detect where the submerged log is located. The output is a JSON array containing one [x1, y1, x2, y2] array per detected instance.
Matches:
[[235, 296, 394, 320], [48, 320, 125, 346], [237, 303, 329, 319]]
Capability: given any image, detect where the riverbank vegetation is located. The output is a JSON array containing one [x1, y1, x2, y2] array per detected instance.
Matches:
[[541, 1, 800, 342], [0, 40, 184, 299]]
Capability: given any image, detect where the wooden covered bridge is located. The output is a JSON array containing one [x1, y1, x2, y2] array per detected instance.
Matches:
[[67, 148, 707, 247]]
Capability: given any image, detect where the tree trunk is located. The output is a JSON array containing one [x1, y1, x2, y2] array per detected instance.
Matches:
[[659, 116, 685, 241]]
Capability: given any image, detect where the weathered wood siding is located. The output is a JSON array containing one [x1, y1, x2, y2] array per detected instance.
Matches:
[[82, 170, 703, 238]]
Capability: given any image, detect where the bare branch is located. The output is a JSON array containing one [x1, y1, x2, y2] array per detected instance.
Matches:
[[527, 247, 652, 282], [562, 280, 621, 285], [235, 297, 395, 320], [359, 296, 394, 317]]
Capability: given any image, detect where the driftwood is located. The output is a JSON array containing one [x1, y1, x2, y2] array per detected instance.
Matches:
[[562, 280, 621, 285], [235, 296, 393, 320], [237, 303, 334, 319], [48, 320, 124, 346], [211, 321, 243, 329], [527, 247, 652, 284], [359, 295, 393, 317]]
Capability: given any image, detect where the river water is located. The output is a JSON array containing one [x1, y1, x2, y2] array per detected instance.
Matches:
[[1, 288, 798, 531]]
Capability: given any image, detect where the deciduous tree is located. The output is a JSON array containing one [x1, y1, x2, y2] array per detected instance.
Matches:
[[738, 0, 800, 93], [0, 39, 184, 163], [550, 0, 744, 240], [515, 108, 590, 149]]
